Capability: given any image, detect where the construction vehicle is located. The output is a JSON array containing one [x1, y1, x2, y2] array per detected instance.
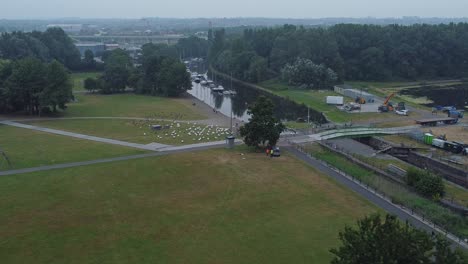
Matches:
[[448, 110, 464, 119], [343, 102, 361, 111], [355, 97, 366, 104], [395, 102, 406, 111], [378, 93, 395, 112], [442, 106, 456, 113]]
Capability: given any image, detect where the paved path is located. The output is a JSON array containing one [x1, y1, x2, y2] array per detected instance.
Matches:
[[285, 146, 468, 250], [6, 116, 228, 126], [0, 141, 239, 176], [0, 120, 170, 151]]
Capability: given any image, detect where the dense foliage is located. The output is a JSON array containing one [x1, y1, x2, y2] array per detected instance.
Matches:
[[177, 36, 210, 58], [91, 48, 191, 97], [330, 214, 466, 264], [239, 96, 285, 147], [281, 58, 337, 88], [210, 23, 468, 84], [100, 49, 133, 94], [0, 28, 81, 70], [406, 168, 445, 200], [0, 58, 72, 115]]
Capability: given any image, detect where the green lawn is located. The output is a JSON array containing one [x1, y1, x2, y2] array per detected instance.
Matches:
[[0, 148, 377, 264], [260, 79, 390, 123], [71, 72, 101, 92], [65, 94, 206, 120], [305, 143, 468, 238], [26, 119, 230, 145], [0, 125, 147, 170]]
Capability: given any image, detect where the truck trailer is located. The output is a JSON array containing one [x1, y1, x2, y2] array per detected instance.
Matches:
[[326, 96, 344, 105]]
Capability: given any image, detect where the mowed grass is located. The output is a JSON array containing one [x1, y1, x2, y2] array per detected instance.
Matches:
[[26, 119, 231, 145], [0, 148, 377, 264], [65, 94, 205, 120], [260, 79, 389, 123], [445, 182, 468, 207], [71, 72, 101, 92], [0, 125, 146, 170], [305, 143, 468, 237]]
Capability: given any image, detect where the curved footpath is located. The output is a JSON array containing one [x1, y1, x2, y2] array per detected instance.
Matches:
[[285, 146, 468, 250]]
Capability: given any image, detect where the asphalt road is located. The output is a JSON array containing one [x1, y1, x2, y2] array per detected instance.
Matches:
[[285, 146, 468, 250]]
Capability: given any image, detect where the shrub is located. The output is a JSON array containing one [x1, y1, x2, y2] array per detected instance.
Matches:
[[406, 168, 444, 199]]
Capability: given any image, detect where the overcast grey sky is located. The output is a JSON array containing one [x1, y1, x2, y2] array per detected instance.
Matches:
[[2, 0, 468, 19]]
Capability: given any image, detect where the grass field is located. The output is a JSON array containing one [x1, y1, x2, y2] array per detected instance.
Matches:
[[0, 125, 146, 170], [445, 182, 468, 207], [25, 119, 231, 145], [71, 72, 101, 92], [305, 143, 468, 238], [65, 94, 206, 120], [0, 148, 377, 263], [260, 79, 391, 123]]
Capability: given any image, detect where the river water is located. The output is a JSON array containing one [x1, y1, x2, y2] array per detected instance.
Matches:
[[187, 75, 327, 124]]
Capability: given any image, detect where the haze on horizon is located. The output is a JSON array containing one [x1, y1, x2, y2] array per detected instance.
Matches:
[[2, 0, 468, 19]]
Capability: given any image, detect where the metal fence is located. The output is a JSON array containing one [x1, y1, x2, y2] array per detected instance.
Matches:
[[289, 141, 468, 249]]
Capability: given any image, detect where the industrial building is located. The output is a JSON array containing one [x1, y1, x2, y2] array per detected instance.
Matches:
[[334, 85, 375, 103], [75, 43, 106, 57], [75, 43, 120, 57]]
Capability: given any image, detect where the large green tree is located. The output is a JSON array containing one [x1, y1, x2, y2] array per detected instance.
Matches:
[[1, 58, 71, 115], [0, 28, 81, 70], [100, 49, 132, 94], [40, 60, 72, 114], [158, 57, 191, 97], [330, 214, 466, 264], [82, 49, 96, 70], [5, 57, 47, 114], [239, 96, 285, 147]]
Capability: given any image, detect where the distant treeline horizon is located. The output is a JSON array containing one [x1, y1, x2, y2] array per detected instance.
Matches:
[[3, 16, 468, 33]]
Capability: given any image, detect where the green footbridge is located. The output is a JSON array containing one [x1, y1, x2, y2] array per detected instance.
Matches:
[[291, 126, 416, 143]]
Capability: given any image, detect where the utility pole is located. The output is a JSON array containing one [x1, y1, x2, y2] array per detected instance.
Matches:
[[230, 72, 233, 135]]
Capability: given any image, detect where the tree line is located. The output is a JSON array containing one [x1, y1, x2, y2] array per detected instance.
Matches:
[[85, 44, 191, 97], [0, 58, 72, 115], [209, 23, 468, 86], [0, 28, 82, 70], [331, 213, 466, 264]]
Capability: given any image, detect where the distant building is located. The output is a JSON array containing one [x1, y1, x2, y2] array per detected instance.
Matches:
[[334, 85, 375, 103], [105, 44, 119, 51], [75, 43, 106, 57], [47, 24, 82, 33], [75, 43, 121, 57]]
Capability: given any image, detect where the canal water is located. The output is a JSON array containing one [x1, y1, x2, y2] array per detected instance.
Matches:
[[187, 75, 327, 124], [401, 85, 468, 109]]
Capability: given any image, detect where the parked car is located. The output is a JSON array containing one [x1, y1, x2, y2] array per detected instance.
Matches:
[[272, 147, 281, 157], [395, 109, 408, 116]]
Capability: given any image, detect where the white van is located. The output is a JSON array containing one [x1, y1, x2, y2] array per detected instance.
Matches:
[[432, 138, 446, 148]]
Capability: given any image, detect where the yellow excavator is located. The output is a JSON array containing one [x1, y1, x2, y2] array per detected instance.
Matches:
[[378, 93, 395, 112], [355, 97, 366, 104]]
